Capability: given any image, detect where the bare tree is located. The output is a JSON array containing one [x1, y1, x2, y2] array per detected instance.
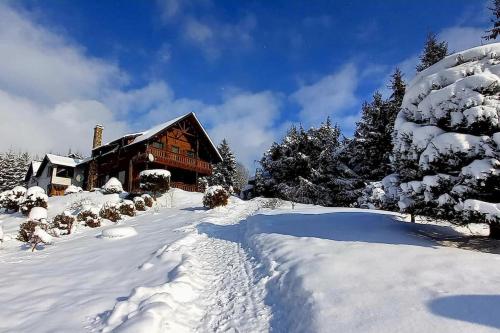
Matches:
[[234, 162, 249, 194]]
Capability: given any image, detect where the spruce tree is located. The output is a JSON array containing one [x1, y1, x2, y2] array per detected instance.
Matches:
[[416, 32, 448, 72], [349, 92, 392, 181], [0, 151, 31, 191], [207, 139, 237, 191], [484, 0, 500, 40], [393, 44, 500, 237]]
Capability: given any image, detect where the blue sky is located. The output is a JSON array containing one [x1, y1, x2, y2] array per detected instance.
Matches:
[[0, 0, 493, 168]]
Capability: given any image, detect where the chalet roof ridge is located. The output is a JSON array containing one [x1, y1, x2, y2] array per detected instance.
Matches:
[[94, 112, 223, 161]]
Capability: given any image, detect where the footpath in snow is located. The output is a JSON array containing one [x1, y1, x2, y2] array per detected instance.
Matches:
[[2, 190, 500, 332]]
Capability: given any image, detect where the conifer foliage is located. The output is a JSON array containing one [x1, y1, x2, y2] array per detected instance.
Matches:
[[0, 151, 31, 192], [415, 33, 448, 72], [259, 119, 363, 206], [484, 0, 500, 40], [393, 45, 500, 237], [205, 139, 237, 191]]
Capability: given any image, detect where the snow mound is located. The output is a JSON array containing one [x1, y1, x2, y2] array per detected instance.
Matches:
[[101, 226, 138, 239], [26, 186, 45, 196]]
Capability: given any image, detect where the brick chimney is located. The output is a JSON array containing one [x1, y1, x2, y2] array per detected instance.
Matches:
[[93, 125, 103, 149]]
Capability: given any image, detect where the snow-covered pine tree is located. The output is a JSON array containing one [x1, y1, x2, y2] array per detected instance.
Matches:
[[205, 139, 237, 191], [484, 0, 500, 40], [387, 68, 406, 128], [416, 32, 448, 72], [0, 151, 31, 191], [260, 119, 362, 206], [393, 43, 500, 237], [349, 92, 392, 181]]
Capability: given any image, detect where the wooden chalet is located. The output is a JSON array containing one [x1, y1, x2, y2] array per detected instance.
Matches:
[[87, 112, 222, 193]]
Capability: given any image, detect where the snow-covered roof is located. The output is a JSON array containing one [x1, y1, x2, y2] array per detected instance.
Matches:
[[95, 112, 222, 161], [35, 154, 83, 177], [46, 154, 82, 167], [25, 160, 42, 181]]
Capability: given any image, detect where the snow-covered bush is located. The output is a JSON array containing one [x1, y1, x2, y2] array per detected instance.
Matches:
[[99, 202, 121, 222], [139, 169, 170, 198], [0, 190, 9, 210], [102, 177, 123, 194], [18, 207, 48, 243], [141, 194, 154, 208], [64, 185, 83, 195], [357, 174, 400, 211], [392, 44, 500, 236], [20, 186, 48, 216], [119, 200, 135, 217], [77, 205, 101, 227], [203, 185, 229, 209], [133, 196, 146, 211], [3, 186, 27, 212], [53, 210, 76, 235]]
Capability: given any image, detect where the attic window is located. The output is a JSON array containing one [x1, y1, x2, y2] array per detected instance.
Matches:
[[171, 146, 180, 154], [187, 150, 195, 158]]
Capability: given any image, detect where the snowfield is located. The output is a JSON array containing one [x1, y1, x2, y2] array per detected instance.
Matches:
[[1, 190, 500, 332]]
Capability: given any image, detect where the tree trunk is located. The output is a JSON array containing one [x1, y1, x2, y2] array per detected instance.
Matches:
[[411, 214, 415, 223], [489, 223, 500, 239]]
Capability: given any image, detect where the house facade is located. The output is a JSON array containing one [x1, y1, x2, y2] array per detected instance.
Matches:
[[33, 154, 85, 196], [26, 112, 221, 196]]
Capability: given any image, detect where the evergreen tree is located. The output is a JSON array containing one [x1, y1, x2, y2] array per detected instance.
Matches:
[[259, 119, 362, 206], [0, 151, 31, 191], [206, 139, 237, 191], [484, 0, 500, 40], [387, 68, 406, 127], [416, 33, 448, 72], [393, 44, 500, 237], [348, 92, 392, 181]]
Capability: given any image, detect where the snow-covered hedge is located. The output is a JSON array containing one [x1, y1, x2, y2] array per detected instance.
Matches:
[[133, 196, 146, 211], [392, 44, 500, 234], [119, 200, 135, 217], [77, 205, 101, 227], [64, 185, 83, 195], [141, 194, 154, 207], [20, 186, 48, 216], [139, 169, 170, 197], [102, 177, 123, 194], [53, 210, 76, 234], [203, 185, 229, 209], [3, 186, 26, 212], [99, 202, 121, 222], [357, 174, 400, 210]]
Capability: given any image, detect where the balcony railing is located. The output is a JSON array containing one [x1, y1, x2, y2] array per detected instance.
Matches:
[[146, 147, 212, 174], [171, 182, 200, 192]]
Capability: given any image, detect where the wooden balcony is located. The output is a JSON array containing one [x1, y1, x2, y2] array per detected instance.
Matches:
[[146, 147, 212, 175]]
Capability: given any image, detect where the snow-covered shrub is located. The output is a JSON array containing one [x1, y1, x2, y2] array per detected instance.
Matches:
[[99, 202, 121, 222], [139, 169, 170, 198], [17, 207, 48, 243], [357, 174, 400, 211], [119, 200, 135, 217], [133, 196, 146, 211], [3, 186, 27, 212], [30, 226, 53, 250], [64, 185, 83, 195], [203, 185, 229, 209], [102, 177, 123, 194], [20, 186, 48, 216], [53, 210, 76, 235], [262, 198, 284, 210], [141, 194, 154, 207], [77, 205, 101, 227], [392, 44, 500, 236]]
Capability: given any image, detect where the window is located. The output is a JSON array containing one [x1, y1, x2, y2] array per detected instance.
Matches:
[[152, 141, 164, 149], [187, 150, 195, 158], [171, 146, 180, 154], [55, 166, 74, 178]]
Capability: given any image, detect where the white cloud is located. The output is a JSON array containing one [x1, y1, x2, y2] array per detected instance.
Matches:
[[438, 26, 490, 53], [290, 64, 359, 127]]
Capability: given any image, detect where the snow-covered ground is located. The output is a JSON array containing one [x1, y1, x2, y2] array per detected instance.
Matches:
[[1, 190, 500, 332]]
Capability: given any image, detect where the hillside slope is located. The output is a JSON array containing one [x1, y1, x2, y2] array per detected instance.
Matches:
[[1, 191, 500, 332]]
